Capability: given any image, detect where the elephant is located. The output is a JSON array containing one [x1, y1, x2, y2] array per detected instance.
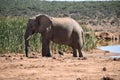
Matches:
[[24, 14, 84, 57]]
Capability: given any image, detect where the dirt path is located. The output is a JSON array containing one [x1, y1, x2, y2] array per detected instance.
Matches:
[[0, 50, 120, 80]]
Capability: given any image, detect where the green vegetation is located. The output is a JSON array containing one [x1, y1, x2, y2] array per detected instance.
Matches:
[[1, 0, 119, 27], [84, 31, 96, 51], [80, 24, 97, 51], [0, 17, 26, 53], [0, 0, 119, 19]]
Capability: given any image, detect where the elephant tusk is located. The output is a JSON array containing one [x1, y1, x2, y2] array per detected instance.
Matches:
[[26, 36, 31, 40]]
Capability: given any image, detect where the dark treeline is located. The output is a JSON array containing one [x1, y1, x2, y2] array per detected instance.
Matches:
[[0, 0, 120, 19]]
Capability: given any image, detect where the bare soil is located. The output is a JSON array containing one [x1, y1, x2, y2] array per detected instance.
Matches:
[[0, 49, 120, 80]]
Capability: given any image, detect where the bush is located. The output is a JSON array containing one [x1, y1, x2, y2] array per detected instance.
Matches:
[[80, 24, 97, 51], [0, 17, 26, 53]]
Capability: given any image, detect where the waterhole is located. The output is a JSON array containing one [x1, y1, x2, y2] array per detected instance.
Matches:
[[97, 40, 120, 58]]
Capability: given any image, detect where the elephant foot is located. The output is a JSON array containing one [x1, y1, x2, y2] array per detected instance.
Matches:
[[79, 54, 83, 57], [26, 55, 28, 57], [42, 53, 51, 57], [26, 54, 28, 57], [73, 54, 77, 57], [45, 54, 51, 57], [78, 57, 87, 60], [46, 52, 51, 57]]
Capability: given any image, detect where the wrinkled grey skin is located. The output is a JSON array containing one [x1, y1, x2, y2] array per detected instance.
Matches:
[[24, 14, 84, 57]]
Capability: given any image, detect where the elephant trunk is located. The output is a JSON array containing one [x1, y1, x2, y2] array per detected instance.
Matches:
[[25, 39, 29, 57], [24, 29, 31, 57], [82, 31, 84, 48]]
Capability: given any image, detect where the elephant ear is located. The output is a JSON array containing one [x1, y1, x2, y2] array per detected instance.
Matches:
[[35, 15, 52, 27]]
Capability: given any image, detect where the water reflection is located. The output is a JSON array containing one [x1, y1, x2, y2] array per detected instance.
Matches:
[[97, 40, 120, 54], [98, 45, 120, 54], [96, 40, 120, 47]]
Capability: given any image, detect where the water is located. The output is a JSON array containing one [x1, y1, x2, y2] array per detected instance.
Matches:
[[97, 45, 120, 54], [97, 40, 120, 58]]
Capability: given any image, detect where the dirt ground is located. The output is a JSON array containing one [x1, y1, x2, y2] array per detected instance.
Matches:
[[0, 49, 120, 80]]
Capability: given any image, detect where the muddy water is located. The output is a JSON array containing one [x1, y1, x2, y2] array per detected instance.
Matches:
[[98, 45, 120, 53], [97, 40, 120, 58]]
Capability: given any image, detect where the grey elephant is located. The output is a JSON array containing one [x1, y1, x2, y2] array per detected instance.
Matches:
[[24, 14, 84, 57]]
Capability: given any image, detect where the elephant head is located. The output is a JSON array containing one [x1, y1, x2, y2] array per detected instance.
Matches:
[[35, 15, 52, 33], [24, 15, 52, 57]]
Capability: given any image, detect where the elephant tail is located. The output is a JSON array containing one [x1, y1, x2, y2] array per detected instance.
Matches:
[[82, 31, 85, 48]]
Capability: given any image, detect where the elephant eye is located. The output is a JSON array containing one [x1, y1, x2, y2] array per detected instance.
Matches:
[[30, 25, 33, 29], [30, 25, 35, 30]]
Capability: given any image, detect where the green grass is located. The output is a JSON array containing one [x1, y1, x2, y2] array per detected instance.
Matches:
[[80, 24, 97, 51], [83, 31, 96, 51], [0, 17, 27, 53], [0, 17, 96, 54]]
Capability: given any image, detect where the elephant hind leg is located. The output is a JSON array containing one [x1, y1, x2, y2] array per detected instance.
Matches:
[[78, 49, 83, 57], [72, 47, 77, 57]]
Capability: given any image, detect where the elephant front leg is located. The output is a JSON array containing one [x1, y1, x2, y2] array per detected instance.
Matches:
[[25, 46, 28, 57], [42, 39, 51, 57], [25, 40, 29, 57]]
